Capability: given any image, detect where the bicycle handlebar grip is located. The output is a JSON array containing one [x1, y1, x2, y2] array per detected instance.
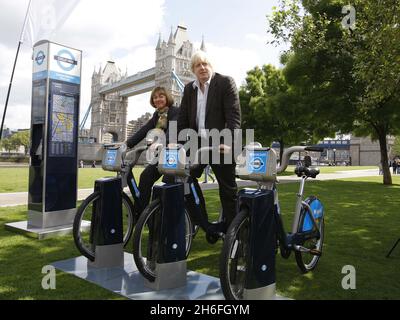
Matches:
[[304, 146, 324, 152], [103, 143, 117, 148]]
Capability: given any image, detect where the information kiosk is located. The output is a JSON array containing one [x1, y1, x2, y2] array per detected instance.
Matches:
[[28, 40, 81, 229]]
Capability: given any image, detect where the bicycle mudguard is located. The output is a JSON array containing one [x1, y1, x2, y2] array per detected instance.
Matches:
[[301, 196, 324, 232]]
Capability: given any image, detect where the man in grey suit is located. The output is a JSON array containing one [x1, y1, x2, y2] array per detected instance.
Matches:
[[178, 50, 241, 236]]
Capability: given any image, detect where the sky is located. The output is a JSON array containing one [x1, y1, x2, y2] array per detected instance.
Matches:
[[0, 0, 288, 131]]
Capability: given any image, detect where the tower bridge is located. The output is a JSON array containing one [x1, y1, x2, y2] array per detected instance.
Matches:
[[84, 25, 204, 146], [98, 67, 156, 97]]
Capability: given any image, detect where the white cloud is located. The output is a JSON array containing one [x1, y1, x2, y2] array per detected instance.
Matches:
[[56, 0, 165, 54], [0, 0, 166, 130], [194, 42, 263, 88], [245, 33, 268, 44]]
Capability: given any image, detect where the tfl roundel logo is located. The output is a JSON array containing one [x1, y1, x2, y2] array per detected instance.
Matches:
[[35, 51, 46, 66], [250, 158, 263, 170], [167, 155, 177, 166], [54, 49, 78, 72]]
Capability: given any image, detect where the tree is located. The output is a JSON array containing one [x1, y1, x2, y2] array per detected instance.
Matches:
[[12, 130, 30, 155], [240, 64, 334, 161], [268, 0, 400, 184], [393, 136, 400, 157], [1, 137, 15, 155]]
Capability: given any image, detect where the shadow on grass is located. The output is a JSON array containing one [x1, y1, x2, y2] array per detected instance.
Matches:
[[0, 178, 399, 299]]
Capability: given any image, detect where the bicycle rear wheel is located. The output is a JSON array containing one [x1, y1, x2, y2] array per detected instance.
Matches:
[[132, 199, 194, 282], [295, 197, 325, 273], [73, 191, 135, 261], [219, 209, 250, 300]]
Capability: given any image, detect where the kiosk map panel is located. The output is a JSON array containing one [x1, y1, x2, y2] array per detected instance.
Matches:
[[48, 80, 79, 157]]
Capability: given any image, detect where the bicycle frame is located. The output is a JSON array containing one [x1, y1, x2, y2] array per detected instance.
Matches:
[[159, 145, 225, 235], [272, 176, 322, 258], [104, 143, 149, 216], [177, 174, 213, 233], [121, 164, 143, 213]]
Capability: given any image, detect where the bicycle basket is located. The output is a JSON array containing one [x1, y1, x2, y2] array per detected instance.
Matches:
[[158, 146, 187, 177], [102, 144, 124, 172], [236, 146, 277, 182]]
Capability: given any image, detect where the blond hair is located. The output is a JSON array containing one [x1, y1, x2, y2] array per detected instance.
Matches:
[[190, 50, 213, 73]]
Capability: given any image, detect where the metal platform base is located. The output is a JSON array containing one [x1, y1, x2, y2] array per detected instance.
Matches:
[[51, 253, 291, 300], [52, 253, 224, 300], [5, 220, 90, 240]]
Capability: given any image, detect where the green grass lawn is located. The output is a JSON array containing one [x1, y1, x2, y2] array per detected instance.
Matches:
[[0, 167, 145, 193], [0, 166, 378, 193], [1, 175, 399, 299], [318, 165, 377, 173]]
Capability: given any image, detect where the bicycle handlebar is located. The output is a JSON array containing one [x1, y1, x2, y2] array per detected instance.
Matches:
[[185, 144, 322, 173], [125, 144, 150, 167], [277, 146, 323, 174]]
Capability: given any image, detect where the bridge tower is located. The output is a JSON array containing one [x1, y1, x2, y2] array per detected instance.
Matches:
[[90, 62, 128, 143], [155, 25, 196, 105]]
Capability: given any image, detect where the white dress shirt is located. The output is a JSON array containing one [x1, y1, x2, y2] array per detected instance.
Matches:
[[193, 78, 211, 139]]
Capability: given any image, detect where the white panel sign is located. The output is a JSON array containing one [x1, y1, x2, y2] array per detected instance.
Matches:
[[33, 42, 50, 80], [48, 42, 82, 84]]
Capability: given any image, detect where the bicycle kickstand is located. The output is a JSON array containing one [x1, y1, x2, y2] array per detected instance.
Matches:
[[386, 238, 400, 258]]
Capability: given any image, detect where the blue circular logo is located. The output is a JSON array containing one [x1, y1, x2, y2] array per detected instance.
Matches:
[[56, 49, 76, 72], [250, 157, 263, 170], [167, 156, 177, 166], [35, 51, 46, 66]]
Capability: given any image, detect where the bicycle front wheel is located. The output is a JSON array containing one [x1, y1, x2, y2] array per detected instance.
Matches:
[[132, 199, 194, 282], [219, 209, 250, 300], [73, 191, 135, 261], [295, 197, 325, 273]]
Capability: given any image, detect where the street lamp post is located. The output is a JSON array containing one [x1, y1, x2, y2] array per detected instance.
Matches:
[[333, 148, 336, 166]]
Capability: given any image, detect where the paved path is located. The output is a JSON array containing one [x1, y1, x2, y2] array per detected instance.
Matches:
[[0, 162, 28, 167], [0, 169, 380, 208]]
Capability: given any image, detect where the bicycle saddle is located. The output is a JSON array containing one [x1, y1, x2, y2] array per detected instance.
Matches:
[[295, 166, 320, 178]]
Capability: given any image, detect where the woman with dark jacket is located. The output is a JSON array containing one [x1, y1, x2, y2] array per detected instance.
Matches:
[[126, 86, 178, 213]]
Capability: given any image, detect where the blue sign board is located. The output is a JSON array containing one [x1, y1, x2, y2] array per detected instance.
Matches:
[[247, 150, 268, 174], [104, 149, 118, 167], [163, 149, 179, 169]]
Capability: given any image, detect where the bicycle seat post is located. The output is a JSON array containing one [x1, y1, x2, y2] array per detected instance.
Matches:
[[292, 176, 307, 234]]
